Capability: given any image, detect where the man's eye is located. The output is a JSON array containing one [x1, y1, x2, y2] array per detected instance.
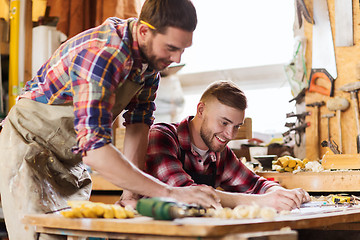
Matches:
[[222, 122, 228, 126], [168, 47, 177, 52]]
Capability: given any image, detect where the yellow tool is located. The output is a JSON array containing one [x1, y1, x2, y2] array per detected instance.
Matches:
[[332, 195, 351, 204], [9, 0, 20, 109]]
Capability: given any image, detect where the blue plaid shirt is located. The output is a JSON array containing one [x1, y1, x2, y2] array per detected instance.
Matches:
[[21, 17, 160, 154]]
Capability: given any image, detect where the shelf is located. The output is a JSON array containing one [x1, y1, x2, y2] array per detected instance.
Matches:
[[258, 170, 360, 192]]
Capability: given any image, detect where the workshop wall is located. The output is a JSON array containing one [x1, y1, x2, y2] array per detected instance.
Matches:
[[305, 0, 360, 159], [46, 0, 142, 38]]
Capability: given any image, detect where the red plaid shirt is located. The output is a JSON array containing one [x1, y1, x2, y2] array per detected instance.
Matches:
[[145, 116, 279, 193]]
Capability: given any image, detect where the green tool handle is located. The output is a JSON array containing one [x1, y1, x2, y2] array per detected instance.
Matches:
[[136, 198, 176, 220]]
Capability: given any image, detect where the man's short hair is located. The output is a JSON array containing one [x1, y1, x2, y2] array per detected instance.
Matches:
[[200, 80, 247, 111], [139, 0, 197, 34]]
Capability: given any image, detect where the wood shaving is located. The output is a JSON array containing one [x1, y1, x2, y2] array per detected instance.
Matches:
[[207, 204, 277, 220]]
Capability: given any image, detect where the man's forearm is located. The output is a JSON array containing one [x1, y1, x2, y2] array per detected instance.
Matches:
[[83, 144, 170, 197], [215, 189, 260, 208], [123, 123, 150, 170]]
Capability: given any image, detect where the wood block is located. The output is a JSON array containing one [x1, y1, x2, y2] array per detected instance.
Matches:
[[91, 173, 121, 191], [322, 152, 360, 169], [258, 171, 360, 192], [234, 117, 252, 140], [89, 195, 121, 205]]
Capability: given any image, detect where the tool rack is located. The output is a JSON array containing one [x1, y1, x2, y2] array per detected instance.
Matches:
[[304, 0, 360, 160]]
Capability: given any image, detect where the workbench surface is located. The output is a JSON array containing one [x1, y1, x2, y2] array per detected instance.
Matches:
[[23, 206, 360, 239], [257, 170, 360, 192]]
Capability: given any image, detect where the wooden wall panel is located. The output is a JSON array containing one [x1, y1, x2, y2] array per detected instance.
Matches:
[[305, 0, 360, 160]]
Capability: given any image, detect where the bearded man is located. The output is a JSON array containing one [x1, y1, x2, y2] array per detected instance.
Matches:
[[145, 80, 310, 211], [0, 1, 220, 239]]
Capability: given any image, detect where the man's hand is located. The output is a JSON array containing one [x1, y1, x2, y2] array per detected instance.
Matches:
[[262, 187, 311, 211], [116, 190, 139, 208], [168, 185, 221, 209]]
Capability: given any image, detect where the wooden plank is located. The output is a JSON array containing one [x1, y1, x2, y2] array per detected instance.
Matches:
[[22, 208, 360, 238], [321, 153, 360, 169], [89, 195, 120, 204], [90, 173, 121, 191], [257, 171, 360, 192], [23, 0, 32, 82], [35, 226, 207, 240], [36, 226, 297, 240], [305, 0, 360, 159]]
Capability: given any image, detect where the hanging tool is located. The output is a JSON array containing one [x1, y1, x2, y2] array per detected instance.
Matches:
[[284, 111, 311, 146], [295, 0, 314, 28], [136, 198, 206, 221], [335, 0, 353, 47], [326, 97, 350, 153], [321, 139, 341, 154], [286, 111, 311, 119], [282, 122, 310, 146], [289, 88, 306, 104], [306, 101, 325, 158], [321, 113, 341, 154], [308, 0, 337, 97], [339, 82, 360, 153]]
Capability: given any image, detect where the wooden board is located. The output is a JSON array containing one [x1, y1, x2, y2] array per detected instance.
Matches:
[[90, 173, 121, 191], [22, 207, 360, 238], [322, 153, 360, 169], [257, 171, 360, 192], [305, 0, 360, 159]]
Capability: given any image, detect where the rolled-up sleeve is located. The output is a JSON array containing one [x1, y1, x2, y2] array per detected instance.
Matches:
[[70, 47, 125, 154]]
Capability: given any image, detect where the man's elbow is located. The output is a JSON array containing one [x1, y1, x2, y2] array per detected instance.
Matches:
[[82, 145, 109, 169], [82, 155, 93, 167]]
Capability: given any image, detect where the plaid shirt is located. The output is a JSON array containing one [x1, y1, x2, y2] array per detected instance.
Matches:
[[20, 18, 159, 153], [146, 116, 279, 193]]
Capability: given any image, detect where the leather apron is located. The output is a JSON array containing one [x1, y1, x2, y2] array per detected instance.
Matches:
[[0, 80, 143, 240]]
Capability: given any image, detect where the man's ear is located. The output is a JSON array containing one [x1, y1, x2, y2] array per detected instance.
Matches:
[[197, 102, 205, 118], [138, 24, 151, 41]]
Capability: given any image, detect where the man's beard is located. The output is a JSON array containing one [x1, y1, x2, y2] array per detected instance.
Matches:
[[141, 38, 169, 71], [200, 119, 227, 153]]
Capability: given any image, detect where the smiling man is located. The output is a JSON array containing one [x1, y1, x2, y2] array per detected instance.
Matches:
[[145, 80, 310, 211], [0, 1, 221, 240]]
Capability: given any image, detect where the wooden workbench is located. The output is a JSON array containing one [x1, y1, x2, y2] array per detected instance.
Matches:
[[89, 170, 360, 204], [257, 170, 360, 192], [23, 206, 360, 239]]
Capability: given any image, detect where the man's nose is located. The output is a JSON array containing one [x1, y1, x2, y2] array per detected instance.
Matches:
[[170, 51, 182, 63], [224, 127, 236, 140]]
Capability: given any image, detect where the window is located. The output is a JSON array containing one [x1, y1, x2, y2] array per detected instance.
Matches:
[[169, 0, 297, 135]]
